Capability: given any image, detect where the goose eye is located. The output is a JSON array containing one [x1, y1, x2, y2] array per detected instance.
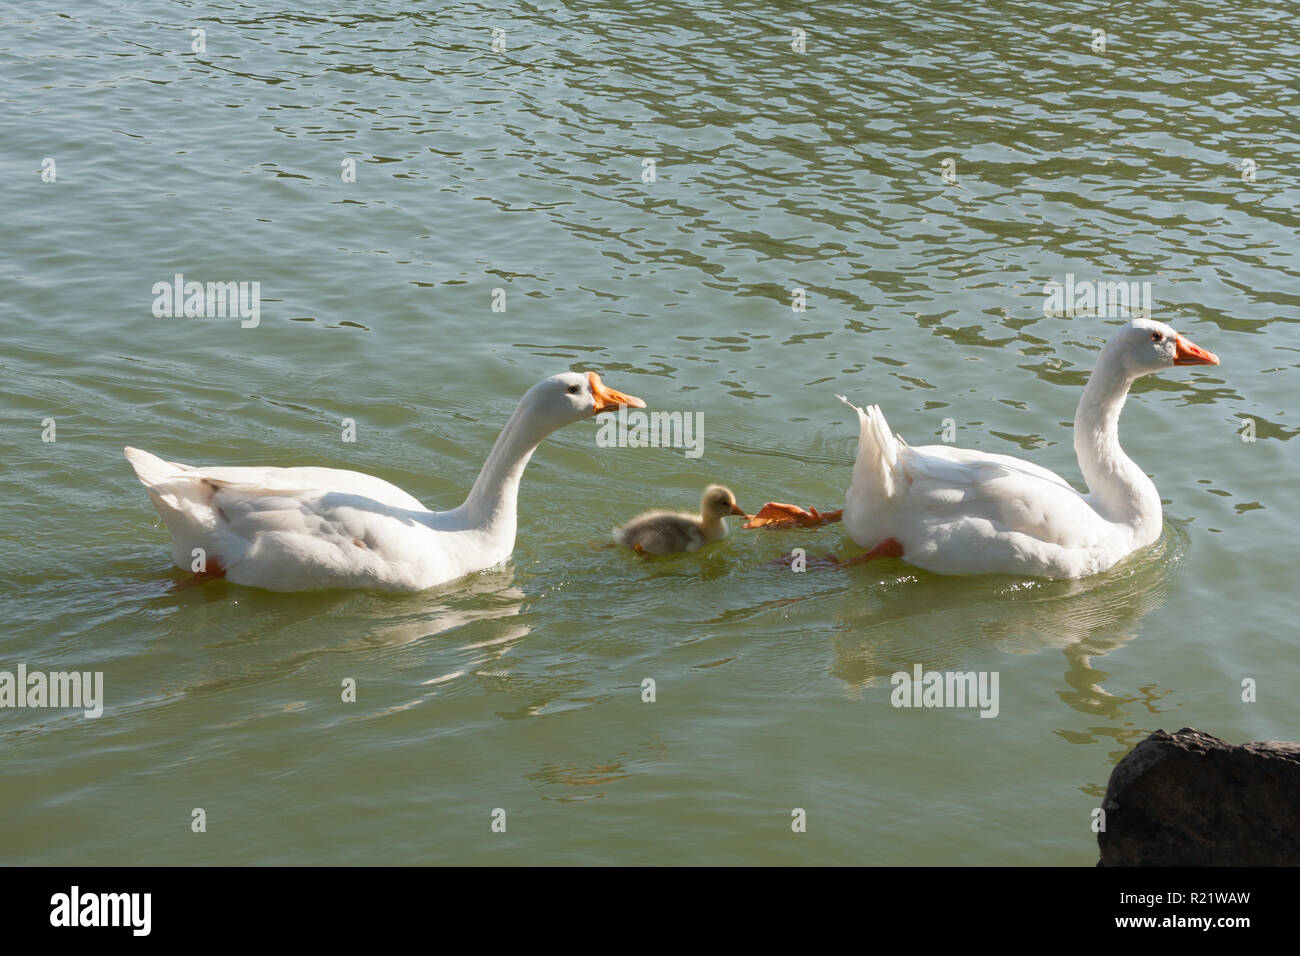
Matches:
[[567, 384, 581, 394], [1150, 332, 1164, 342]]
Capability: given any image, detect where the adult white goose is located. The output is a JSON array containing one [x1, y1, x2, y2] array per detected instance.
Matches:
[[126, 371, 644, 592], [746, 319, 1220, 578]]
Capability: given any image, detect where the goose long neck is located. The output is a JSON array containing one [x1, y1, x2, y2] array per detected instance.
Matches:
[[1073, 346, 1160, 533], [461, 401, 548, 530]]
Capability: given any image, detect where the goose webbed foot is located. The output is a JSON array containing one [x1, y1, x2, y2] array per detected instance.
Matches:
[[743, 502, 843, 530], [173, 560, 227, 590], [839, 537, 905, 566], [767, 537, 904, 570], [767, 550, 843, 570]]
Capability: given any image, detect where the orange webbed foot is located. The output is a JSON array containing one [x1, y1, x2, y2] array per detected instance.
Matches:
[[173, 559, 227, 590], [767, 550, 844, 570], [768, 538, 903, 571], [743, 502, 843, 530], [839, 537, 904, 567]]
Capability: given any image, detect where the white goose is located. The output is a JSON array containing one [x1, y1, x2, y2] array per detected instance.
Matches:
[[746, 319, 1220, 578], [126, 371, 644, 592]]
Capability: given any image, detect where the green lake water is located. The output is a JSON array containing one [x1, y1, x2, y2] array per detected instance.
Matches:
[[2, 0, 1297, 865]]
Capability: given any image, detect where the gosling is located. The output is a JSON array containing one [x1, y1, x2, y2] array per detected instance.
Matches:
[[614, 485, 749, 556]]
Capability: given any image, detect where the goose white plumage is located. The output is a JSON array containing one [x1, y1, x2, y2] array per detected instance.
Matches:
[[126, 371, 644, 592], [747, 319, 1220, 579]]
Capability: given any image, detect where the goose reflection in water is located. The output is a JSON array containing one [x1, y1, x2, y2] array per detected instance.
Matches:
[[826, 520, 1189, 754]]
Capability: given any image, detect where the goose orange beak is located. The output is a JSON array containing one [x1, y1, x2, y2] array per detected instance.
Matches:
[[587, 371, 646, 413], [1173, 334, 1219, 366]]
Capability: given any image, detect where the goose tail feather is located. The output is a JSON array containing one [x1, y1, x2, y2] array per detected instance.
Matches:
[[124, 447, 221, 569]]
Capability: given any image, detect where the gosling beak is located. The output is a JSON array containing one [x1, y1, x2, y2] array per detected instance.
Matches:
[[587, 371, 646, 413], [1173, 334, 1220, 366], [730, 503, 748, 518]]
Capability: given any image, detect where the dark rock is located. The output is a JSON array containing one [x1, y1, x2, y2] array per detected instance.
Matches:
[[1098, 727, 1300, 866]]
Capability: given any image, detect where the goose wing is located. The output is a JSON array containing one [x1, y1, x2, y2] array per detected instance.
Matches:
[[899, 444, 1100, 547]]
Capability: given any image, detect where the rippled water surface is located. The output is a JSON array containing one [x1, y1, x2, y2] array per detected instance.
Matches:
[[2, 0, 1298, 864]]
